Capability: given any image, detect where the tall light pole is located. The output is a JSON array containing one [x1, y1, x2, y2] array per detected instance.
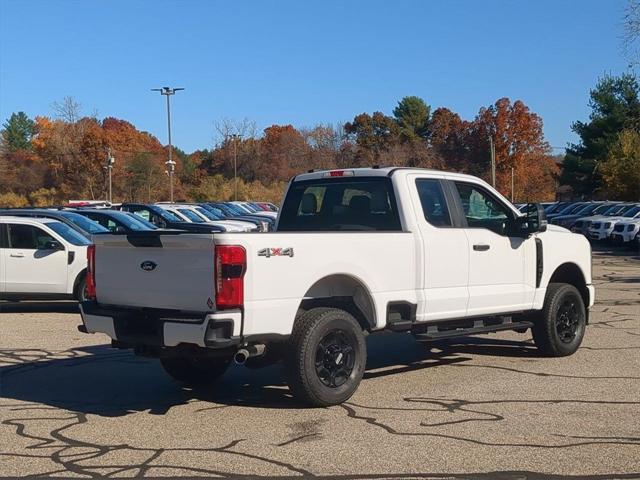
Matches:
[[106, 148, 115, 204], [152, 86, 184, 202], [228, 133, 242, 201], [489, 135, 496, 188]]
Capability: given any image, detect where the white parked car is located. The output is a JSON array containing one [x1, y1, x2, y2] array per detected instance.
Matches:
[[80, 167, 594, 407], [0, 216, 91, 301], [587, 205, 640, 241], [570, 203, 626, 235], [610, 218, 640, 247]]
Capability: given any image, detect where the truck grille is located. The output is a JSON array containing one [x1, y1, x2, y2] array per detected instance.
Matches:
[[591, 223, 601, 229], [630, 225, 637, 232], [604, 222, 611, 229], [614, 224, 625, 232]]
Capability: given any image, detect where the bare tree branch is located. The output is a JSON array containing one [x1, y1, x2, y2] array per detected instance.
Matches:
[[52, 96, 82, 123], [212, 117, 257, 146], [623, 0, 640, 65]]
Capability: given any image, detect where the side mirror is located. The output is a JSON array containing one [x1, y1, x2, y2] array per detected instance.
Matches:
[[524, 203, 547, 235], [42, 240, 64, 250]]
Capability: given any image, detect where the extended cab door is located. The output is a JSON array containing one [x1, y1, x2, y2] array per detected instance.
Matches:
[[4, 223, 68, 294], [408, 175, 469, 321], [449, 180, 535, 316]]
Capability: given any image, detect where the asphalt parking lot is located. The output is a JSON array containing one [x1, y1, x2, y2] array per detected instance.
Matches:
[[0, 249, 638, 479]]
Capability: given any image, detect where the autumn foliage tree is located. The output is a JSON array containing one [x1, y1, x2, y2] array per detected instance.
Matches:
[[1, 94, 561, 206], [469, 98, 558, 200]]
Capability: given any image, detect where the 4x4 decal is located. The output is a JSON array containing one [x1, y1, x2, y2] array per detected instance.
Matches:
[[258, 247, 294, 258]]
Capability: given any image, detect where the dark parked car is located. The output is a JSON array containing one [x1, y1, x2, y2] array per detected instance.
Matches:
[[551, 202, 611, 228], [117, 203, 224, 232], [546, 202, 590, 221], [208, 202, 275, 230], [71, 209, 158, 233], [199, 203, 269, 231], [0, 208, 109, 239]]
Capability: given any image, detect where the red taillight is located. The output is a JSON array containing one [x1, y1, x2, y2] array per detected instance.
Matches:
[[214, 245, 246, 309], [86, 244, 96, 300]]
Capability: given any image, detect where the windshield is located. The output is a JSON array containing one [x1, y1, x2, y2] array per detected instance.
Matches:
[[224, 204, 246, 215], [59, 211, 109, 234], [206, 206, 228, 218], [153, 208, 181, 222], [547, 203, 568, 214], [605, 205, 630, 216], [124, 212, 157, 229], [104, 212, 154, 231], [47, 221, 92, 246], [575, 204, 599, 215], [234, 203, 254, 213], [566, 203, 587, 214], [623, 206, 640, 217], [592, 204, 615, 215], [177, 208, 205, 222], [195, 206, 221, 220]]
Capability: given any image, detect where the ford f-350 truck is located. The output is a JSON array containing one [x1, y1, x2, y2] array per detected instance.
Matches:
[[79, 167, 594, 406]]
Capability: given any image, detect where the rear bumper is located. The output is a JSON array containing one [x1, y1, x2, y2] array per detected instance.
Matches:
[[79, 301, 242, 349]]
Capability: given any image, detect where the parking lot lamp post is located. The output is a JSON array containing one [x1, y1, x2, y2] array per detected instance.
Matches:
[[106, 149, 115, 203], [229, 133, 241, 201], [152, 87, 184, 203]]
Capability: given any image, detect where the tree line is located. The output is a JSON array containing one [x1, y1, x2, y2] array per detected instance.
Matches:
[[1, 79, 637, 208]]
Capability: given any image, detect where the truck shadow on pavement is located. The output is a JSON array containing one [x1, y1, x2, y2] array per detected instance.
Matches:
[[0, 300, 79, 314], [0, 331, 544, 416]]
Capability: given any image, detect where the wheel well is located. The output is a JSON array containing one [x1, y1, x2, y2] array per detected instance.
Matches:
[[548, 263, 589, 321], [72, 268, 87, 296], [298, 274, 376, 331]]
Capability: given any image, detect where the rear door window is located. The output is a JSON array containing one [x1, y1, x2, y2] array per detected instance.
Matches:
[[415, 179, 452, 227], [278, 177, 402, 231]]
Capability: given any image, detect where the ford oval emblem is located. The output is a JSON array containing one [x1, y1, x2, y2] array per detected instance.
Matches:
[[140, 260, 157, 272]]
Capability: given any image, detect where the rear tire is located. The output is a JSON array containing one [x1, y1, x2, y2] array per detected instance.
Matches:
[[532, 283, 586, 357], [74, 276, 88, 302], [160, 356, 230, 386], [285, 307, 366, 407]]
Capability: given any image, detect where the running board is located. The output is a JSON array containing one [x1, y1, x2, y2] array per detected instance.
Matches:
[[412, 319, 533, 341]]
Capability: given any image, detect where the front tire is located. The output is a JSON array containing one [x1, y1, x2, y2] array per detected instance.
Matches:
[[285, 307, 366, 407], [532, 283, 586, 356], [160, 356, 230, 386]]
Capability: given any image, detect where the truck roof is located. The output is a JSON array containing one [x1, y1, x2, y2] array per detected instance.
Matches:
[[0, 216, 59, 225], [293, 167, 484, 183]]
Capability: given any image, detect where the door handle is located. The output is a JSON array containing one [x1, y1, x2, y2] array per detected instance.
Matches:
[[10, 253, 24, 258], [473, 244, 490, 251]]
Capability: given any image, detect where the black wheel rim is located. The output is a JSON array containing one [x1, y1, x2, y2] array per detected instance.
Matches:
[[556, 298, 580, 343], [315, 329, 356, 388]]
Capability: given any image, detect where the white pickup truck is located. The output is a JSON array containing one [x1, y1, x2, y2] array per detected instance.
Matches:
[[79, 167, 595, 406]]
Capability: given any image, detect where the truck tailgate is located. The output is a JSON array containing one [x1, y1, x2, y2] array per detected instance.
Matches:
[[93, 232, 215, 312]]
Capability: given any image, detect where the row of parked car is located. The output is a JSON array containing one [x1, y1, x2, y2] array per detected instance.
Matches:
[[517, 201, 640, 248], [0, 201, 278, 302]]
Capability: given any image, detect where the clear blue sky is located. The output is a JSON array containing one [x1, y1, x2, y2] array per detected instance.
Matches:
[[0, 0, 631, 153]]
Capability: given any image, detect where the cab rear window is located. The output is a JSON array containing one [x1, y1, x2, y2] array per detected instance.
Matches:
[[278, 177, 402, 231]]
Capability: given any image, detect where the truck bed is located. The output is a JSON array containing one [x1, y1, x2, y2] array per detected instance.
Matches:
[[92, 231, 418, 335]]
